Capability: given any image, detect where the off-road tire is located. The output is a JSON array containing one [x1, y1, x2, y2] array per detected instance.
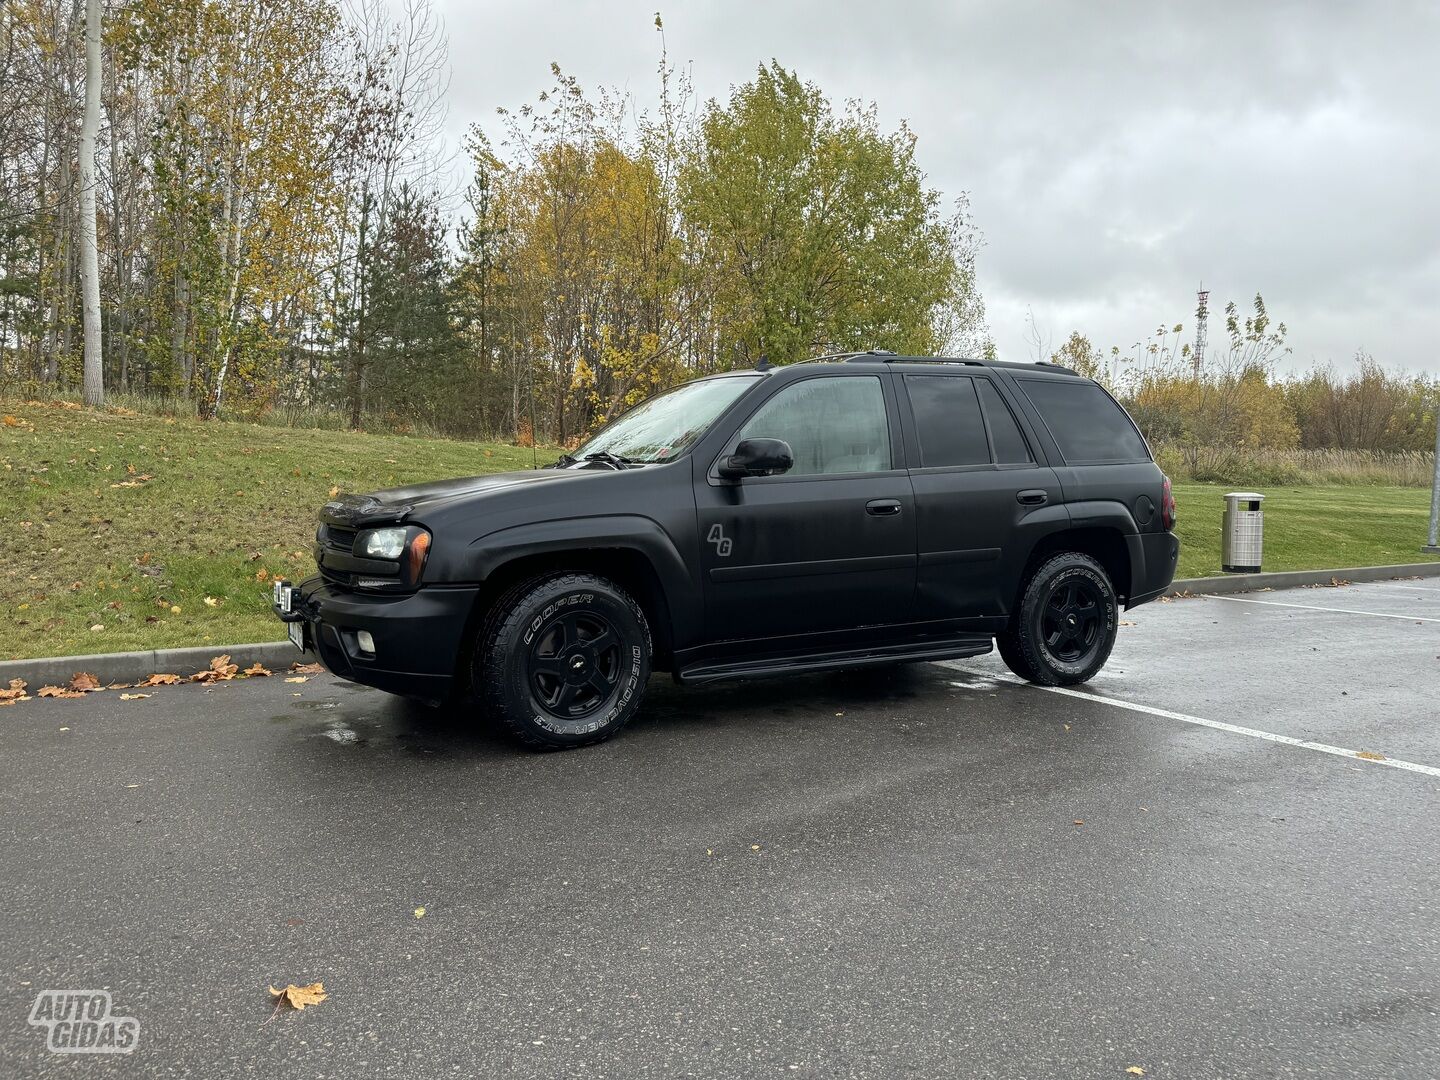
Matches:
[[476, 572, 651, 750], [996, 553, 1117, 686]]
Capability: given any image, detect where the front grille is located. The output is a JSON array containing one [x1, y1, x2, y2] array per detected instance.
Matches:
[[321, 525, 358, 553]]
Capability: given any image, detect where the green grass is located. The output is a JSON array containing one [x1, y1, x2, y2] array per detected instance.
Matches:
[[4, 398, 1437, 661], [1173, 483, 1439, 579], [2, 398, 545, 662]]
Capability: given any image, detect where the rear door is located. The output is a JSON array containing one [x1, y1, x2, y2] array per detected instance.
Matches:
[[900, 372, 1062, 621], [695, 372, 917, 643]]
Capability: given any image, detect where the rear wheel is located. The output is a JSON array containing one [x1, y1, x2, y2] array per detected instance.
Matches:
[[997, 553, 1117, 686], [476, 573, 651, 750]]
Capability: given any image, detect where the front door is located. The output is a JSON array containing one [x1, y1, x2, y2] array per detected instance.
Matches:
[[696, 373, 917, 644]]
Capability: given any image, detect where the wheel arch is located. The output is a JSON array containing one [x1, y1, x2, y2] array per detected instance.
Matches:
[[451, 516, 697, 689], [1015, 525, 1135, 612]]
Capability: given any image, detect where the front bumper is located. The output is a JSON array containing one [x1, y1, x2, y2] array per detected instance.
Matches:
[[273, 575, 478, 701]]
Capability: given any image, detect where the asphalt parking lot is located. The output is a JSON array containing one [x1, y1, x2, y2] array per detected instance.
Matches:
[[1, 578, 1437, 1078]]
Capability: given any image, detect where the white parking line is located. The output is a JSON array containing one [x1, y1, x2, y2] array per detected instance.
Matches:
[[940, 662, 1440, 781], [1204, 594, 1440, 623]]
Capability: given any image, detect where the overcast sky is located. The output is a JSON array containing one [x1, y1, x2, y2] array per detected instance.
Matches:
[[432, 0, 1439, 375]]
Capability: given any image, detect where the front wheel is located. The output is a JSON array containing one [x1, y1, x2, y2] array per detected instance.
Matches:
[[476, 573, 652, 750], [997, 553, 1117, 686]]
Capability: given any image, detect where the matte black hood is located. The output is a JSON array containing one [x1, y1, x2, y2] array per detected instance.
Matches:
[[322, 468, 605, 526]]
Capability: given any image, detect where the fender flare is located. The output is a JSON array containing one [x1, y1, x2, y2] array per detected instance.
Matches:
[[467, 514, 701, 648], [1008, 500, 1144, 604]]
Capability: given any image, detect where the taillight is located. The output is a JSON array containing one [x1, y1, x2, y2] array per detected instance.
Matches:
[[1161, 475, 1176, 531]]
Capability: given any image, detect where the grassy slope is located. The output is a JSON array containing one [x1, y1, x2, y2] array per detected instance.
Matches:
[[4, 399, 1437, 660], [1172, 482, 1438, 579], [2, 399, 540, 661]]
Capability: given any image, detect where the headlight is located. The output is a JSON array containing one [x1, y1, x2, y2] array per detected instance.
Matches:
[[358, 526, 407, 559]]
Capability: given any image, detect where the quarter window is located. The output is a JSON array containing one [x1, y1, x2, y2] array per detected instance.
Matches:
[[975, 379, 1034, 464], [735, 376, 891, 476], [1019, 379, 1150, 464]]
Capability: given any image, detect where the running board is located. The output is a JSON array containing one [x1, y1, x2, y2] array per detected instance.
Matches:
[[675, 636, 993, 685]]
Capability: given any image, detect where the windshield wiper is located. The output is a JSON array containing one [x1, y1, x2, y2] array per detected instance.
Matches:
[[548, 452, 579, 469], [581, 451, 635, 469]]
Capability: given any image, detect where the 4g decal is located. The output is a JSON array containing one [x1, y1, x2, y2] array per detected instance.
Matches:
[[707, 523, 733, 557]]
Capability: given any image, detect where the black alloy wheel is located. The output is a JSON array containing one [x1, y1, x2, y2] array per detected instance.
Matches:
[[1040, 577, 1104, 665], [527, 609, 623, 720]]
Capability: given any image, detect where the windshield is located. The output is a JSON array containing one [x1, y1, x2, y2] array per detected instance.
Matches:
[[570, 375, 761, 464]]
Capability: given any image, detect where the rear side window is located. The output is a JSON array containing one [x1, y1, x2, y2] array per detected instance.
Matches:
[[1019, 379, 1150, 464], [975, 380, 1034, 464], [905, 375, 989, 467]]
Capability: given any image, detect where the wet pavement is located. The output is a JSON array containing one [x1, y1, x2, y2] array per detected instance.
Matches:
[[0, 579, 1436, 1078]]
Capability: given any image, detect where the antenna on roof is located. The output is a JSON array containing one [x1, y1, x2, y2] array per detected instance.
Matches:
[[755, 353, 771, 372]]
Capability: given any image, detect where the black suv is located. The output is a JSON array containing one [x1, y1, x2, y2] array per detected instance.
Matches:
[[274, 354, 1178, 748]]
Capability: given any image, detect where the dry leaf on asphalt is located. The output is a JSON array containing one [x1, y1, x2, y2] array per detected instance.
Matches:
[[0, 679, 28, 703], [242, 663, 272, 677], [290, 662, 323, 674], [284, 676, 308, 684], [69, 672, 102, 692], [1356, 750, 1386, 761], [190, 655, 239, 683], [135, 673, 181, 687], [268, 982, 327, 1010], [38, 686, 86, 699], [1126, 1068, 1145, 1076], [118, 693, 151, 701], [414, 907, 426, 919]]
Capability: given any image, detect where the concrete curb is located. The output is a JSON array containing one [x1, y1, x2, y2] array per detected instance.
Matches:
[[4, 559, 1438, 684], [1169, 560, 1440, 597], [0, 641, 311, 689]]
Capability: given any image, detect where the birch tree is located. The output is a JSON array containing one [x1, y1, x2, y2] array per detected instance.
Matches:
[[77, 0, 102, 405]]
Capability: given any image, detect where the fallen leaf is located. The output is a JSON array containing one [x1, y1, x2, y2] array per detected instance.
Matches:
[[191, 654, 239, 683], [170, 605, 182, 614], [284, 676, 308, 684], [1118, 620, 1136, 627], [242, 663, 272, 677], [290, 662, 322, 674], [136, 673, 181, 687], [38, 686, 86, 699], [1073, 820, 1085, 826], [204, 596, 221, 608], [1126, 1069, 1145, 1077], [2, 415, 18, 426], [90, 624, 105, 632], [268, 982, 327, 1011], [119, 693, 151, 701], [1355, 750, 1386, 761], [70, 672, 102, 692], [413, 907, 426, 919]]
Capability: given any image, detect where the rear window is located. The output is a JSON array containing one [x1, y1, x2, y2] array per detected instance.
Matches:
[[975, 379, 1034, 464], [1018, 379, 1149, 464]]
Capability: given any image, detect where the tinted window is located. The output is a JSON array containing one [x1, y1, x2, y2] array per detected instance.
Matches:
[[1020, 379, 1149, 464], [905, 375, 989, 467], [975, 379, 1033, 464], [737, 376, 891, 475]]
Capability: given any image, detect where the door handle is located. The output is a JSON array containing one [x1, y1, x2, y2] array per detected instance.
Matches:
[[1017, 489, 1048, 505], [866, 499, 903, 517]]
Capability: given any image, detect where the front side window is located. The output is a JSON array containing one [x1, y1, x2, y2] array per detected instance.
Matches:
[[736, 376, 892, 476], [574, 375, 761, 463]]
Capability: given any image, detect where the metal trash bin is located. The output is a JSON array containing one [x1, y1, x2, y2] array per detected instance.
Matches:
[[1222, 492, 1265, 573]]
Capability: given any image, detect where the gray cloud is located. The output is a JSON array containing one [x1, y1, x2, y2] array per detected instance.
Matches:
[[434, 0, 1440, 373]]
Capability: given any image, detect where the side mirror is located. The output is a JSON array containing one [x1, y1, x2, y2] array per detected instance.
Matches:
[[718, 438, 793, 480]]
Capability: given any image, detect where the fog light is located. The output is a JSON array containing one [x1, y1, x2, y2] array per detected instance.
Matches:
[[356, 630, 375, 655]]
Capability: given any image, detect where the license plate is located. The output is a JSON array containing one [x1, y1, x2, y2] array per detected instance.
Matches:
[[287, 619, 305, 651]]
